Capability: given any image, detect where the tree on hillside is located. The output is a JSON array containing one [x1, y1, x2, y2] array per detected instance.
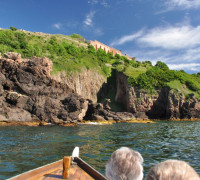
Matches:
[[155, 61, 169, 71]]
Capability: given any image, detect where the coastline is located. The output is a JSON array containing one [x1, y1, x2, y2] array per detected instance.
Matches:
[[1, 118, 200, 127]]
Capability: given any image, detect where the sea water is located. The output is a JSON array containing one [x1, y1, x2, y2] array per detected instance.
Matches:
[[0, 121, 200, 179]]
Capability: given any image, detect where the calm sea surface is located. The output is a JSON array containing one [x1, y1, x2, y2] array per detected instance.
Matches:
[[0, 121, 200, 179]]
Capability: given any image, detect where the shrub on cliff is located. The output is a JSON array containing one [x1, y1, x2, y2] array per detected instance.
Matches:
[[127, 61, 200, 99], [88, 45, 96, 55], [155, 61, 169, 71], [97, 48, 109, 63], [185, 80, 200, 91], [66, 44, 81, 56], [70, 33, 85, 41], [10, 26, 18, 31]]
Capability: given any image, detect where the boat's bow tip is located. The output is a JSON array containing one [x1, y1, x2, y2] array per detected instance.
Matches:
[[72, 146, 79, 158]]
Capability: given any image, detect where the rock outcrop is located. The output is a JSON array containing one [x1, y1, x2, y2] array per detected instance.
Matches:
[[0, 53, 88, 125], [84, 101, 136, 121], [4, 52, 21, 60], [115, 72, 200, 120], [51, 69, 106, 103]]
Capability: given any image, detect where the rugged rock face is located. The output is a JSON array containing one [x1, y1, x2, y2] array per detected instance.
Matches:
[[1, 52, 199, 124], [0, 53, 88, 124], [51, 70, 106, 103], [115, 72, 200, 120], [84, 101, 136, 121]]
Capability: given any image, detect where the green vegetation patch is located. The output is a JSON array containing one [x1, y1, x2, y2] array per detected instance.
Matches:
[[0, 29, 112, 77], [126, 61, 200, 99], [124, 66, 147, 78]]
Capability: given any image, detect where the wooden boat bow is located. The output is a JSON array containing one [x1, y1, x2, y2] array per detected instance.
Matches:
[[8, 148, 107, 180]]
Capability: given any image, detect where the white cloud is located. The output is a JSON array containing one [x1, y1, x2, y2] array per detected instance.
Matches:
[[165, 0, 200, 10], [88, 0, 109, 7], [52, 23, 62, 29], [83, 11, 96, 27], [126, 48, 200, 73], [88, 0, 98, 5], [110, 29, 144, 46], [101, 0, 109, 7], [82, 11, 103, 36], [168, 63, 200, 72], [180, 47, 200, 62], [110, 22, 200, 73], [138, 25, 200, 50], [110, 24, 200, 50]]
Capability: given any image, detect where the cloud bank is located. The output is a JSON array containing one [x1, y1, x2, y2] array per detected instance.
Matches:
[[165, 0, 200, 10], [111, 22, 200, 73], [138, 25, 200, 50], [111, 24, 200, 50]]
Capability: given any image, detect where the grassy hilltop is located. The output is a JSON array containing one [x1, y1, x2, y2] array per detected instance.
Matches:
[[0, 28, 200, 99]]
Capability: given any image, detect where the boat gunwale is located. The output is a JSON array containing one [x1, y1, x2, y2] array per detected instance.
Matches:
[[74, 157, 106, 180], [7, 157, 107, 180], [7, 159, 63, 180]]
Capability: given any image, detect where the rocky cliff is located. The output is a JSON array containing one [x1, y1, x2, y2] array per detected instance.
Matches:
[[51, 69, 106, 103], [115, 72, 200, 120], [1, 52, 199, 125], [0, 53, 137, 125], [0, 53, 89, 125]]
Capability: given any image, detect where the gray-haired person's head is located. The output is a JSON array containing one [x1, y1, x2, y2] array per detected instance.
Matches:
[[106, 147, 144, 180], [146, 159, 200, 180]]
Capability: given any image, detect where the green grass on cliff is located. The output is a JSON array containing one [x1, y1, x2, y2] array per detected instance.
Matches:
[[0, 28, 200, 99], [167, 80, 200, 99], [125, 62, 200, 99], [0, 29, 110, 77]]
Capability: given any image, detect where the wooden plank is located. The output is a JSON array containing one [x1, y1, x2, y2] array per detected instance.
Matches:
[[8, 160, 63, 180]]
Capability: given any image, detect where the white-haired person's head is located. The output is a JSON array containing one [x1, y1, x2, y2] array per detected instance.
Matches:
[[106, 147, 144, 180], [146, 159, 200, 180]]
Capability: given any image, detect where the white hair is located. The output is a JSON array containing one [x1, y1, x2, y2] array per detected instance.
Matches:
[[146, 159, 200, 180], [106, 147, 144, 180]]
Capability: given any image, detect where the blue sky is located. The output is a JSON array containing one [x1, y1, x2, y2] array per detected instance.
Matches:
[[1, 0, 200, 73]]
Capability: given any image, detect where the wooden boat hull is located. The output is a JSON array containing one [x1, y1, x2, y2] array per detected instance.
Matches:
[[8, 157, 106, 180]]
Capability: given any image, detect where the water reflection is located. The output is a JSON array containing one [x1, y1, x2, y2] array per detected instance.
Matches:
[[0, 122, 200, 179]]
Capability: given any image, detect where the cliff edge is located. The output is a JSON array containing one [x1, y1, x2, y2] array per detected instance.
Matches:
[[115, 72, 200, 120]]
